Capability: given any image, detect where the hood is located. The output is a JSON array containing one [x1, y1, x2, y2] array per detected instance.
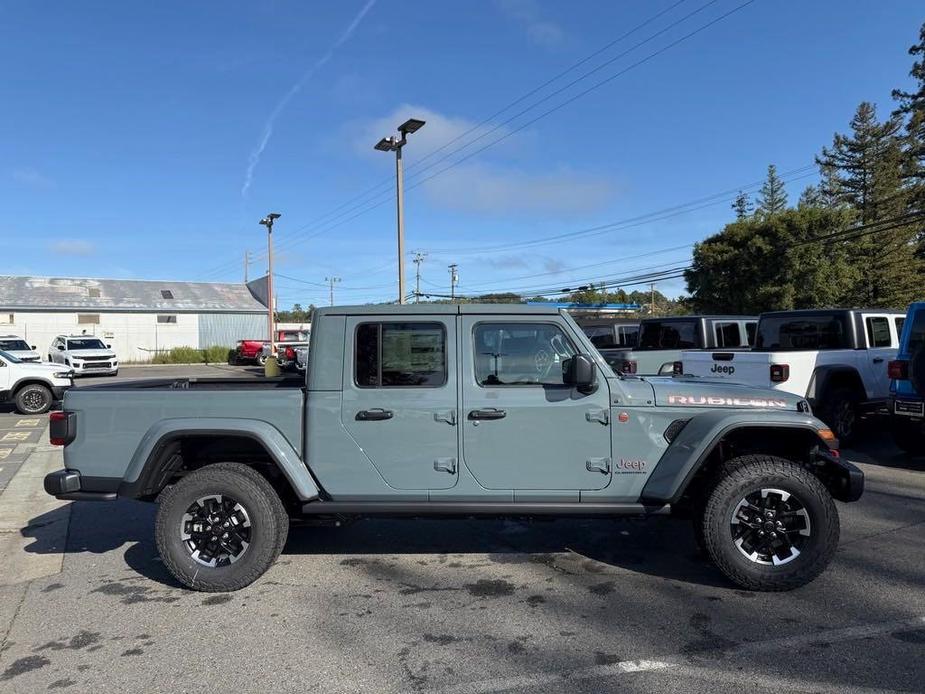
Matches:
[[20, 361, 73, 376], [645, 376, 807, 411], [7, 349, 41, 361], [66, 349, 115, 358]]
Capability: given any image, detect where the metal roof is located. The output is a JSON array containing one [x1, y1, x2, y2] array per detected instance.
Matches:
[[0, 276, 267, 313]]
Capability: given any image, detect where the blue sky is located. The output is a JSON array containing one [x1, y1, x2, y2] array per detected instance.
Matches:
[[2, 1, 923, 307]]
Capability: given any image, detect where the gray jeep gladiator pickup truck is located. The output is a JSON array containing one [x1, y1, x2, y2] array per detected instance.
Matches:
[[45, 304, 862, 592]]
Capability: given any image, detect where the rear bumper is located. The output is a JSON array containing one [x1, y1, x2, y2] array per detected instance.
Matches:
[[43, 470, 117, 501]]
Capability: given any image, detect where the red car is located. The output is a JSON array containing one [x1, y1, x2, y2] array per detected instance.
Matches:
[[232, 339, 269, 365]]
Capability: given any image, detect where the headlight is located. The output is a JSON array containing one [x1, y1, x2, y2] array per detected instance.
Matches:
[[54, 371, 74, 379]]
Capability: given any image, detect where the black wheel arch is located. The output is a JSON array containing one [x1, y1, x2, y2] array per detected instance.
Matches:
[[807, 365, 867, 405]]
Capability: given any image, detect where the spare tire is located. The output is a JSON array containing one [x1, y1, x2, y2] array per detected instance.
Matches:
[[909, 347, 925, 397]]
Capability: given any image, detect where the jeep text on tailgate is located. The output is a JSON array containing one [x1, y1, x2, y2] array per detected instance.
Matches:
[[45, 304, 862, 592]]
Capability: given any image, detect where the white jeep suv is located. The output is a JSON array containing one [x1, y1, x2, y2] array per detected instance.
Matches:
[[0, 335, 42, 363], [49, 335, 119, 376]]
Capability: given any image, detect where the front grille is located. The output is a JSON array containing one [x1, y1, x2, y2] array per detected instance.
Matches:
[[80, 355, 111, 362], [83, 362, 111, 369], [21, 357, 40, 362]]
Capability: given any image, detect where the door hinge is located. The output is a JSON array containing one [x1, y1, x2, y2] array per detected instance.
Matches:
[[586, 457, 611, 474], [585, 408, 609, 425], [433, 410, 457, 426], [434, 457, 457, 474]]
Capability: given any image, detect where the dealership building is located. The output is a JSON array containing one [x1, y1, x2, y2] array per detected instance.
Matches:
[[0, 275, 269, 362]]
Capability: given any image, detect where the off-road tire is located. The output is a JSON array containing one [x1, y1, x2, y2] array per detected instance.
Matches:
[[256, 354, 268, 367], [891, 419, 925, 456], [156, 463, 289, 592], [700, 455, 839, 591], [818, 386, 859, 445], [14, 383, 53, 415]]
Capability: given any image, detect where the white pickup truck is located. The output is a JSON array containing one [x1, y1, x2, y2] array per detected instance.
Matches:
[[680, 309, 906, 442]]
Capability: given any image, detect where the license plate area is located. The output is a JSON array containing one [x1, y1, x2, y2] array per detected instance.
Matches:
[[895, 400, 924, 417]]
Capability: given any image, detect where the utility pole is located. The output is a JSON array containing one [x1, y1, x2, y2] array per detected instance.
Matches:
[[244, 251, 251, 283], [325, 276, 341, 306], [412, 251, 427, 303], [374, 118, 426, 304], [650, 283, 657, 314], [448, 263, 459, 300], [259, 213, 281, 352]]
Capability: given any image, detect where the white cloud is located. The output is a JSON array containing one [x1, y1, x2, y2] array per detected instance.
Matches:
[[495, 0, 566, 48], [422, 162, 614, 217], [11, 168, 54, 189], [48, 240, 95, 256], [543, 257, 567, 273]]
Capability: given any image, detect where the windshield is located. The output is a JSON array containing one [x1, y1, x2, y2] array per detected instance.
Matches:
[[0, 349, 23, 364], [638, 320, 699, 350], [66, 338, 107, 350], [754, 315, 850, 351], [0, 339, 30, 352]]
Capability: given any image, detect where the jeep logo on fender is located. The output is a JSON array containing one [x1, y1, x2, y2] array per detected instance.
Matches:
[[711, 363, 735, 375], [667, 394, 789, 408]]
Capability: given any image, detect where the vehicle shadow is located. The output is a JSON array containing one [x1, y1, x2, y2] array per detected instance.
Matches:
[[20, 499, 733, 591], [845, 428, 925, 472]]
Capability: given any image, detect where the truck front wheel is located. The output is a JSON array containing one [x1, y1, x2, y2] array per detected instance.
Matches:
[[700, 455, 839, 591], [155, 463, 289, 592], [14, 383, 53, 415]]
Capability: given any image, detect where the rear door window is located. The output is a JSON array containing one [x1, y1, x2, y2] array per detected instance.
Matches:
[[355, 322, 446, 387], [865, 317, 892, 348]]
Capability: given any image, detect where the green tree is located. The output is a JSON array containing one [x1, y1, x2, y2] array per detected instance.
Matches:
[[755, 164, 788, 218], [731, 190, 752, 220], [817, 101, 920, 306], [685, 207, 858, 314], [892, 21, 925, 251]]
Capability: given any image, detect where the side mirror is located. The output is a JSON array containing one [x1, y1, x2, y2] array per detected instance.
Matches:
[[57, 345, 65, 351], [562, 353, 597, 393], [106, 344, 112, 349], [30, 345, 36, 350]]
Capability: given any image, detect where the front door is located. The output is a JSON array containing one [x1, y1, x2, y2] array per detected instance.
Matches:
[[341, 317, 459, 490], [460, 317, 612, 491]]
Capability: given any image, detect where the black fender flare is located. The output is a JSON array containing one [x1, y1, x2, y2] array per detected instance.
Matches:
[[806, 365, 867, 405]]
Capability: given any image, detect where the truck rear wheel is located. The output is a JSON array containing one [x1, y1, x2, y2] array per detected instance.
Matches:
[[155, 463, 289, 592], [14, 383, 53, 415], [818, 387, 859, 444], [700, 455, 839, 591]]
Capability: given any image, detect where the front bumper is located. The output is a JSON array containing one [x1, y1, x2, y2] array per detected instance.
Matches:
[[43, 470, 117, 501], [816, 450, 864, 502]]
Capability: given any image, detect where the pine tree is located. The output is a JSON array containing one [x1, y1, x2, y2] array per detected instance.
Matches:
[[816, 102, 920, 307], [731, 190, 752, 219], [755, 164, 788, 217], [892, 21, 925, 252]]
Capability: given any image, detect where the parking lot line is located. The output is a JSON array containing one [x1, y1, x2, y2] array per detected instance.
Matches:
[[425, 615, 925, 694]]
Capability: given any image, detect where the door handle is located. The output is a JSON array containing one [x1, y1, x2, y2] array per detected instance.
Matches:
[[586, 457, 611, 474], [355, 408, 393, 421], [468, 408, 506, 420], [434, 410, 457, 426], [872, 357, 884, 364], [434, 457, 457, 474]]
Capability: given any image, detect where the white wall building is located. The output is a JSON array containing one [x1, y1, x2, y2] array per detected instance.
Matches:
[[0, 276, 269, 362]]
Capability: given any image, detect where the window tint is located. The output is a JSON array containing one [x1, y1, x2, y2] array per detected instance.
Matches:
[[67, 338, 106, 350], [714, 322, 741, 348], [865, 317, 891, 348], [754, 315, 849, 351], [745, 321, 757, 346], [617, 325, 639, 348], [895, 317, 905, 339], [638, 320, 698, 349], [355, 322, 446, 387], [0, 339, 29, 351], [582, 326, 616, 349], [474, 323, 576, 386]]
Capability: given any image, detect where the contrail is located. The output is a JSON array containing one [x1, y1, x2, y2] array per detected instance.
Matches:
[[241, 0, 378, 197]]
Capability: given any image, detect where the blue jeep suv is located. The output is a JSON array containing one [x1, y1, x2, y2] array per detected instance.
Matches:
[[889, 302, 925, 454]]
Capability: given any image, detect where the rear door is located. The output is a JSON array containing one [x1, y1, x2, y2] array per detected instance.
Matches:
[[460, 316, 612, 493], [861, 313, 897, 399], [341, 317, 459, 490]]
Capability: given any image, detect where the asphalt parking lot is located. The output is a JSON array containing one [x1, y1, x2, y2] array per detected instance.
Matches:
[[0, 367, 923, 693]]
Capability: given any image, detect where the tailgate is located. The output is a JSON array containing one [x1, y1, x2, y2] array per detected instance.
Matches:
[[681, 350, 773, 386]]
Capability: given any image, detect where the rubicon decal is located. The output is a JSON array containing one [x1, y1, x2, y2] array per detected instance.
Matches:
[[667, 394, 789, 408]]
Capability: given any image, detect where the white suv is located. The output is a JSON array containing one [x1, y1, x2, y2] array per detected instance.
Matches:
[[0, 350, 73, 414], [49, 335, 119, 377], [0, 335, 42, 363]]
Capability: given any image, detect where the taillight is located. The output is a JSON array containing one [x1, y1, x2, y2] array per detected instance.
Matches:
[[621, 360, 637, 375], [770, 363, 789, 383], [285, 346, 296, 359], [888, 360, 909, 380], [49, 411, 75, 446], [672, 361, 683, 375]]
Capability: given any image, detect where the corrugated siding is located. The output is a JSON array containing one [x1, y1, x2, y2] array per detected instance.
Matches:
[[198, 313, 267, 348]]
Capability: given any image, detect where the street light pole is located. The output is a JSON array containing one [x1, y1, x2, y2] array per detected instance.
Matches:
[[259, 213, 281, 353], [374, 118, 426, 304]]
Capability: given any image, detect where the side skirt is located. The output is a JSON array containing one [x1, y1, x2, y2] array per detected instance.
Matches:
[[299, 501, 669, 518]]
